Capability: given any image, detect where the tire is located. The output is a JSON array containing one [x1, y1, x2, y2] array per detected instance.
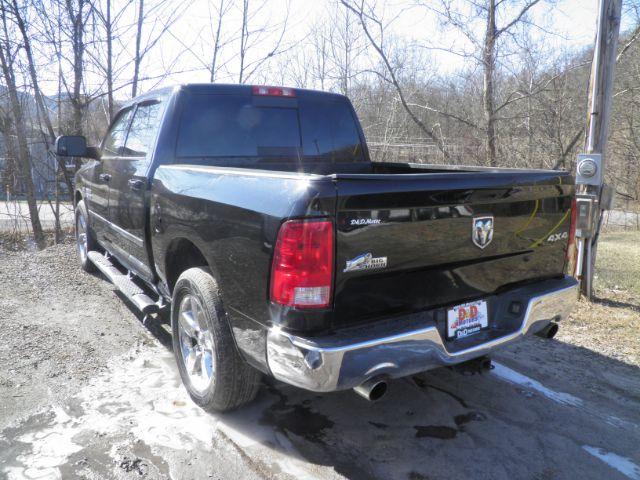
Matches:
[[171, 267, 261, 412], [75, 200, 97, 273]]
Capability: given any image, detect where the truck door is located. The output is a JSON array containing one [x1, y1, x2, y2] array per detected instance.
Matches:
[[89, 107, 134, 244], [106, 99, 164, 281]]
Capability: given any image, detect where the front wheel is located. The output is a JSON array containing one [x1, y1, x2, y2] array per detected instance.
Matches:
[[171, 267, 261, 412]]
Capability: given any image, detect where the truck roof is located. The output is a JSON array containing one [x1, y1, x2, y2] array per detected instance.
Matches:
[[123, 83, 348, 109]]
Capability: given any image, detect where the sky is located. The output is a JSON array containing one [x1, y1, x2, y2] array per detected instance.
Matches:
[[31, 0, 636, 98], [134, 0, 613, 90]]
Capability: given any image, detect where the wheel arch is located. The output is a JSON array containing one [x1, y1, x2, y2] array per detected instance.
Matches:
[[164, 236, 257, 366], [161, 234, 269, 375], [164, 237, 213, 295]]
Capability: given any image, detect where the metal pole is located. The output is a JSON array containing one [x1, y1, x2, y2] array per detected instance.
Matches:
[[575, 0, 622, 299]]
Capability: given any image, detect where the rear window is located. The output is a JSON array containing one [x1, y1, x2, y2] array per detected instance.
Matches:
[[176, 93, 364, 163]]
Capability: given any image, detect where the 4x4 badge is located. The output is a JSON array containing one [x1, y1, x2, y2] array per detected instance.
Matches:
[[472, 216, 494, 249]]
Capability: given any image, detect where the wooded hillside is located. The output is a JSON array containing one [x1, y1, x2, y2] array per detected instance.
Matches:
[[1, 0, 639, 246]]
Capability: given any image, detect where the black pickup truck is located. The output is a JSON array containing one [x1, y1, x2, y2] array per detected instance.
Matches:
[[56, 83, 578, 412]]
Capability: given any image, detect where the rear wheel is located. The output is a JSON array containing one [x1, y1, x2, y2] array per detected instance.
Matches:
[[75, 200, 97, 273], [171, 267, 261, 412]]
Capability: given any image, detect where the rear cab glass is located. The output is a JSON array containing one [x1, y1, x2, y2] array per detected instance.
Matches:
[[175, 91, 366, 170]]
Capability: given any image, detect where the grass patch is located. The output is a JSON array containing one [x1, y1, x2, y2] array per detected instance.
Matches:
[[560, 230, 640, 367], [595, 231, 640, 295]]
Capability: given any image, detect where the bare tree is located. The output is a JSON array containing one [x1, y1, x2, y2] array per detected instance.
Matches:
[[340, 0, 451, 160], [0, 2, 45, 248], [64, 0, 92, 137], [131, 0, 185, 97], [237, 0, 292, 84], [6, 0, 74, 194], [424, 0, 547, 166], [209, 0, 231, 82], [91, 0, 123, 120], [328, 3, 363, 96], [132, 0, 144, 97]]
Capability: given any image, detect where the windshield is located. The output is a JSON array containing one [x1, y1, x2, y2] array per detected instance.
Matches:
[[176, 93, 365, 164]]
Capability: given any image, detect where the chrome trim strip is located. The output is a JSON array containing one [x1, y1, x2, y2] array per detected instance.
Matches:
[[266, 278, 579, 392], [90, 210, 144, 248], [162, 164, 323, 180]]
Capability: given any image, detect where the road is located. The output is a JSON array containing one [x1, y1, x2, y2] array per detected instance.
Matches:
[[1, 243, 639, 480], [0, 201, 74, 233]]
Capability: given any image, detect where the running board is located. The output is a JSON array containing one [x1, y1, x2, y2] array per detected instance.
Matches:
[[88, 251, 159, 315]]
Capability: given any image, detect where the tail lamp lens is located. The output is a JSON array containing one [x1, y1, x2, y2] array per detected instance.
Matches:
[[270, 219, 334, 309]]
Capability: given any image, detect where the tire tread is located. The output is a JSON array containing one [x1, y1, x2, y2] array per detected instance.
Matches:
[[172, 267, 261, 412]]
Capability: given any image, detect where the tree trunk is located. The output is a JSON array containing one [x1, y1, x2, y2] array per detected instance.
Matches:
[[482, 0, 497, 167], [11, 0, 74, 196], [132, 0, 144, 97], [55, 176, 61, 243], [238, 0, 248, 83], [106, 0, 114, 119], [341, 10, 350, 96], [0, 114, 18, 195], [0, 10, 45, 248], [71, 0, 84, 136], [210, 0, 224, 82]]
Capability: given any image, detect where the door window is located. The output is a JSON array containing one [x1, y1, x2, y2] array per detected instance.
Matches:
[[124, 101, 164, 163], [102, 108, 133, 157]]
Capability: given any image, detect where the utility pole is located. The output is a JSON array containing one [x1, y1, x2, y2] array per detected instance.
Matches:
[[574, 0, 622, 299]]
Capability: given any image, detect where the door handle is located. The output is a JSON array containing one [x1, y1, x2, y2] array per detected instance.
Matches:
[[128, 178, 145, 190], [98, 173, 111, 182]]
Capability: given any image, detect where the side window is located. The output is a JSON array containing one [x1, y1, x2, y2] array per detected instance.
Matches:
[[102, 108, 133, 157], [124, 101, 164, 161]]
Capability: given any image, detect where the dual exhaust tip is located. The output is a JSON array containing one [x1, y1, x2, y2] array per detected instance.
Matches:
[[536, 322, 559, 339], [353, 377, 388, 402], [353, 357, 494, 400], [353, 323, 559, 402]]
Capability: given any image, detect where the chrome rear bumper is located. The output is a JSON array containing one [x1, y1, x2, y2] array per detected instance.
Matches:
[[266, 277, 578, 392]]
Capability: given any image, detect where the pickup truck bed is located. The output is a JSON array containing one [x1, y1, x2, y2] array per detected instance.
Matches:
[[59, 83, 578, 411], [153, 161, 574, 327]]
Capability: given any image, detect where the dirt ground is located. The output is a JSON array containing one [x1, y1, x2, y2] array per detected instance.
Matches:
[[0, 234, 639, 480]]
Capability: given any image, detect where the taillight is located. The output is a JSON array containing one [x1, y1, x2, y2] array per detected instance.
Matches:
[[252, 85, 296, 97], [270, 219, 334, 309]]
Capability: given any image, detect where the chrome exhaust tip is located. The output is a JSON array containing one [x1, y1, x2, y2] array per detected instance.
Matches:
[[480, 357, 493, 371], [536, 322, 559, 339], [354, 378, 388, 402], [452, 355, 492, 375]]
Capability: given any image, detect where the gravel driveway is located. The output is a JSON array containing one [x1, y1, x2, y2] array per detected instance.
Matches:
[[1, 243, 639, 480]]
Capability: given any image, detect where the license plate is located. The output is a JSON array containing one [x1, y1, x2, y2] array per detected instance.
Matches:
[[446, 300, 489, 340]]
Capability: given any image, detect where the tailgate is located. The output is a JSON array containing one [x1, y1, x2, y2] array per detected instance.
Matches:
[[332, 170, 574, 327]]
